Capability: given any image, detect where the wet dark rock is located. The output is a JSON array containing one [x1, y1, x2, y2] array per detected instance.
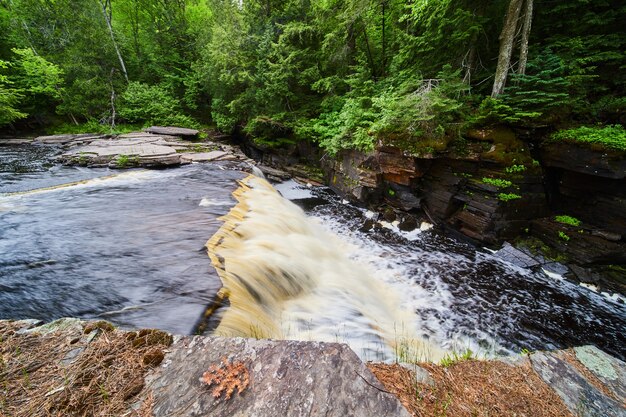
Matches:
[[569, 265, 604, 284], [531, 218, 626, 265], [382, 207, 397, 222], [547, 169, 626, 237], [398, 215, 418, 232], [541, 142, 626, 180], [541, 261, 570, 277], [591, 230, 622, 242], [256, 164, 291, 181], [395, 189, 422, 211], [325, 150, 381, 202], [360, 218, 375, 232]]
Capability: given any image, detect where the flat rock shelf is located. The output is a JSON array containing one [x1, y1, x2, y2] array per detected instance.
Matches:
[[0, 127, 253, 169]]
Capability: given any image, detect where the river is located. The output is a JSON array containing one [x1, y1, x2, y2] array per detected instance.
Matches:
[[1, 143, 624, 362]]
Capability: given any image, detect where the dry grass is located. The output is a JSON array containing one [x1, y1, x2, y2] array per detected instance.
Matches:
[[0, 321, 172, 417], [368, 360, 574, 417]]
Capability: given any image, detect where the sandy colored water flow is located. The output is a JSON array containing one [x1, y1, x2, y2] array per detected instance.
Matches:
[[207, 175, 445, 362]]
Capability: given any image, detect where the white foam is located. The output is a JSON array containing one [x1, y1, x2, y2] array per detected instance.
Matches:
[[199, 197, 232, 207], [543, 269, 564, 281], [580, 282, 599, 293]]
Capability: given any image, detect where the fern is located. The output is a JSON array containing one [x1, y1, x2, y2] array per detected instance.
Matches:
[[200, 358, 250, 400]]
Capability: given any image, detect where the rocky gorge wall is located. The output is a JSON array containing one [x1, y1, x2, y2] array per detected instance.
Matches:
[[239, 127, 626, 292]]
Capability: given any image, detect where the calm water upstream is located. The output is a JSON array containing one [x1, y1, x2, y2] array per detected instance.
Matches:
[[1, 143, 624, 361], [0, 144, 244, 334]]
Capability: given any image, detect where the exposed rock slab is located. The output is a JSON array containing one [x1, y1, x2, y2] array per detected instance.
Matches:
[[180, 151, 231, 163], [573, 345, 626, 401], [145, 336, 411, 417], [494, 241, 541, 269], [257, 164, 292, 181], [145, 126, 199, 138], [541, 142, 626, 179], [34, 133, 108, 145], [54, 133, 242, 168], [530, 348, 626, 417], [62, 139, 182, 167]]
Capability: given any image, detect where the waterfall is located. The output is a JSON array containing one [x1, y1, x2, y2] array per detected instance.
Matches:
[[206, 175, 444, 362]]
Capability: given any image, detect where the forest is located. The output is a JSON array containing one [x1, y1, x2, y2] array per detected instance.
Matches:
[[1, 0, 624, 154]]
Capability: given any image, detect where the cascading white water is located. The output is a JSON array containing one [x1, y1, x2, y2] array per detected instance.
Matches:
[[207, 175, 445, 362]]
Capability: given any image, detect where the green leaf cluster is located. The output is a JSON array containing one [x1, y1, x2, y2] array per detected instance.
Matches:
[[550, 125, 626, 152], [482, 178, 513, 188], [498, 193, 522, 202], [555, 215, 581, 227]]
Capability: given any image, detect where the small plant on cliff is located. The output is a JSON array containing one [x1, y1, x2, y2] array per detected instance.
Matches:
[[550, 125, 626, 152], [440, 348, 474, 367], [498, 193, 521, 202], [482, 178, 513, 188], [116, 154, 138, 168], [555, 215, 581, 227], [558, 231, 570, 242], [505, 164, 526, 173]]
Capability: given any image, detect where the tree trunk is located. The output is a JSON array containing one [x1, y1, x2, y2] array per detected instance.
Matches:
[[110, 69, 117, 129], [491, 0, 523, 97], [361, 23, 376, 79], [381, 0, 386, 76], [517, 0, 534, 75], [98, 0, 129, 83]]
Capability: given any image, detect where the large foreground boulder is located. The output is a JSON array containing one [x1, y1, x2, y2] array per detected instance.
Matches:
[[145, 336, 411, 417]]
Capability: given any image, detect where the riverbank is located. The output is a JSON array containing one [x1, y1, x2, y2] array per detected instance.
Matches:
[[1, 318, 624, 417]]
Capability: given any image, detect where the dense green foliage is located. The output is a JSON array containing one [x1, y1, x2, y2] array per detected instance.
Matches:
[[0, 0, 624, 155]]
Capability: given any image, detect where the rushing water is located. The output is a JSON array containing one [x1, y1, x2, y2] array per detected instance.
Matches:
[[1, 143, 625, 362]]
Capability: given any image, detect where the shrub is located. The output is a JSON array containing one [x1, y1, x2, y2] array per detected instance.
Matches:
[[119, 82, 198, 128]]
